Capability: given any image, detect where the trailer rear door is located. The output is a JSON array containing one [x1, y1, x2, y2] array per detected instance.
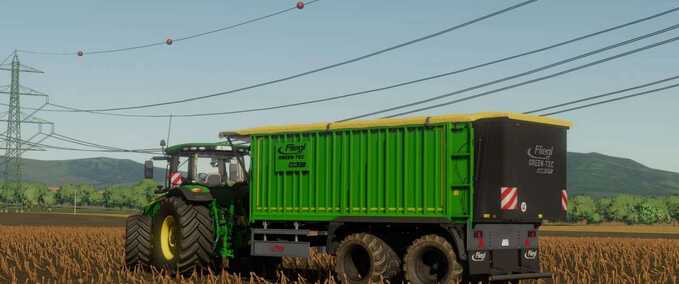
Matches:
[[473, 118, 568, 222]]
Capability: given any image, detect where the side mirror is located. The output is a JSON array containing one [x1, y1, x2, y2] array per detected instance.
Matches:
[[144, 160, 154, 179]]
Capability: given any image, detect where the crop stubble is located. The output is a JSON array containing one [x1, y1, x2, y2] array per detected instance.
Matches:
[[0, 225, 676, 283]]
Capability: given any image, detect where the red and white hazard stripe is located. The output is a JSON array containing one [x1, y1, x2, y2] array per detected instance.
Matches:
[[561, 189, 568, 211], [500, 187, 518, 210], [170, 172, 183, 187]]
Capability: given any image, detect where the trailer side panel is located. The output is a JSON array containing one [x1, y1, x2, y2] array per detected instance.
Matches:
[[249, 123, 473, 222]]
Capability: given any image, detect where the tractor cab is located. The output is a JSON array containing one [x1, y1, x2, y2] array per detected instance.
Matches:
[[143, 140, 253, 216], [144, 140, 250, 190]]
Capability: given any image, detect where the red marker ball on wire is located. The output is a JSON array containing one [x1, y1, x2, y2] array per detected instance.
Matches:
[[296, 1, 304, 9], [165, 38, 173, 45]]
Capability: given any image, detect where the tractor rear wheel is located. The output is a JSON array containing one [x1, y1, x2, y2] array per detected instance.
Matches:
[[335, 233, 399, 283], [403, 234, 463, 284], [152, 196, 214, 275], [125, 214, 152, 269]]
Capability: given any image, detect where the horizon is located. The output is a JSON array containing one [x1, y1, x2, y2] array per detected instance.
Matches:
[[19, 150, 677, 174]]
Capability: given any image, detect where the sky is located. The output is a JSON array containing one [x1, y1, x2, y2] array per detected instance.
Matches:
[[1, 0, 678, 172]]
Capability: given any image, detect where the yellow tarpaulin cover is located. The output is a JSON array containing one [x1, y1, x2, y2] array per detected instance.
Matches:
[[221, 112, 572, 136]]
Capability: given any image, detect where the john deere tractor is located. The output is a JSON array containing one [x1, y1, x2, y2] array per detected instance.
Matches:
[[124, 139, 271, 275]]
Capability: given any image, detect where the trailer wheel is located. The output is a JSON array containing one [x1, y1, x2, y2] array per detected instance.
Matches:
[[152, 196, 214, 275], [125, 214, 152, 269], [335, 233, 399, 283], [404, 234, 463, 284]]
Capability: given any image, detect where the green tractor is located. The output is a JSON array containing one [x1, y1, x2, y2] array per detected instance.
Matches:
[[125, 139, 271, 275]]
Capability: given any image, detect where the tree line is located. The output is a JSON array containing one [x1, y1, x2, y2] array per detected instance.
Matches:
[[0, 180, 157, 209], [568, 194, 679, 224], [1, 180, 678, 224]]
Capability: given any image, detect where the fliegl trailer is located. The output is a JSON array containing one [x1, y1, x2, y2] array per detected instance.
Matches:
[[126, 112, 571, 283]]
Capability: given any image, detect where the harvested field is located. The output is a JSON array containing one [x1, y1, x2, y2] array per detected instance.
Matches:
[[0, 212, 125, 226], [541, 224, 679, 234], [540, 224, 679, 239], [0, 225, 677, 283]]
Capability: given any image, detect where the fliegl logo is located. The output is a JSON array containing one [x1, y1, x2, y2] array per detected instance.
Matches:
[[527, 145, 553, 160], [471, 251, 487, 262], [524, 249, 538, 260], [527, 144, 555, 175], [275, 142, 309, 171], [278, 143, 306, 155]]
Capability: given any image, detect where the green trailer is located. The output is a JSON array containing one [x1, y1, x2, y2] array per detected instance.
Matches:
[[126, 112, 571, 283]]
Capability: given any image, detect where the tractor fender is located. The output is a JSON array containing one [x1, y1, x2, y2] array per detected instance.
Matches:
[[169, 186, 213, 203]]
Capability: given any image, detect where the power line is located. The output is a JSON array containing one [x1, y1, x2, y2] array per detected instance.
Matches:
[[40, 142, 161, 154], [28, 5, 679, 118], [16, 1, 320, 56], [525, 74, 679, 114], [43, 0, 538, 112], [383, 35, 679, 118], [51, 133, 134, 152], [0, 133, 160, 154], [340, 24, 679, 120], [49, 132, 161, 154], [538, 82, 679, 116], [38, 83, 679, 152], [0, 53, 12, 66], [40, 140, 160, 154], [52, 134, 118, 150]]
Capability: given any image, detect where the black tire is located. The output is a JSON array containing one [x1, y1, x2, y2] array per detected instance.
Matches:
[[335, 233, 400, 284], [125, 214, 152, 269], [152, 196, 214, 275], [403, 234, 463, 284]]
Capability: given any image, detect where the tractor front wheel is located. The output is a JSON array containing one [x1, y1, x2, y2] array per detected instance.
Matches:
[[152, 196, 214, 275]]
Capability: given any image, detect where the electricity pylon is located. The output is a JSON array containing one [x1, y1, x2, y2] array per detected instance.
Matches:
[[0, 51, 45, 196]]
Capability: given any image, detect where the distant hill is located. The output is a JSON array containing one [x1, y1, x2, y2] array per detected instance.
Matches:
[[567, 152, 679, 196], [2, 153, 678, 195], [1, 157, 164, 188]]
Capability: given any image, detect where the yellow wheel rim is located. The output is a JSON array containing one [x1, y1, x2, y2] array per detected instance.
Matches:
[[160, 215, 176, 261]]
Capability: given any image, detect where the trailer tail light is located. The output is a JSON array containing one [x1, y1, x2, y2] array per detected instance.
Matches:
[[528, 230, 537, 238], [473, 230, 483, 239], [524, 230, 537, 247], [473, 230, 485, 248]]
